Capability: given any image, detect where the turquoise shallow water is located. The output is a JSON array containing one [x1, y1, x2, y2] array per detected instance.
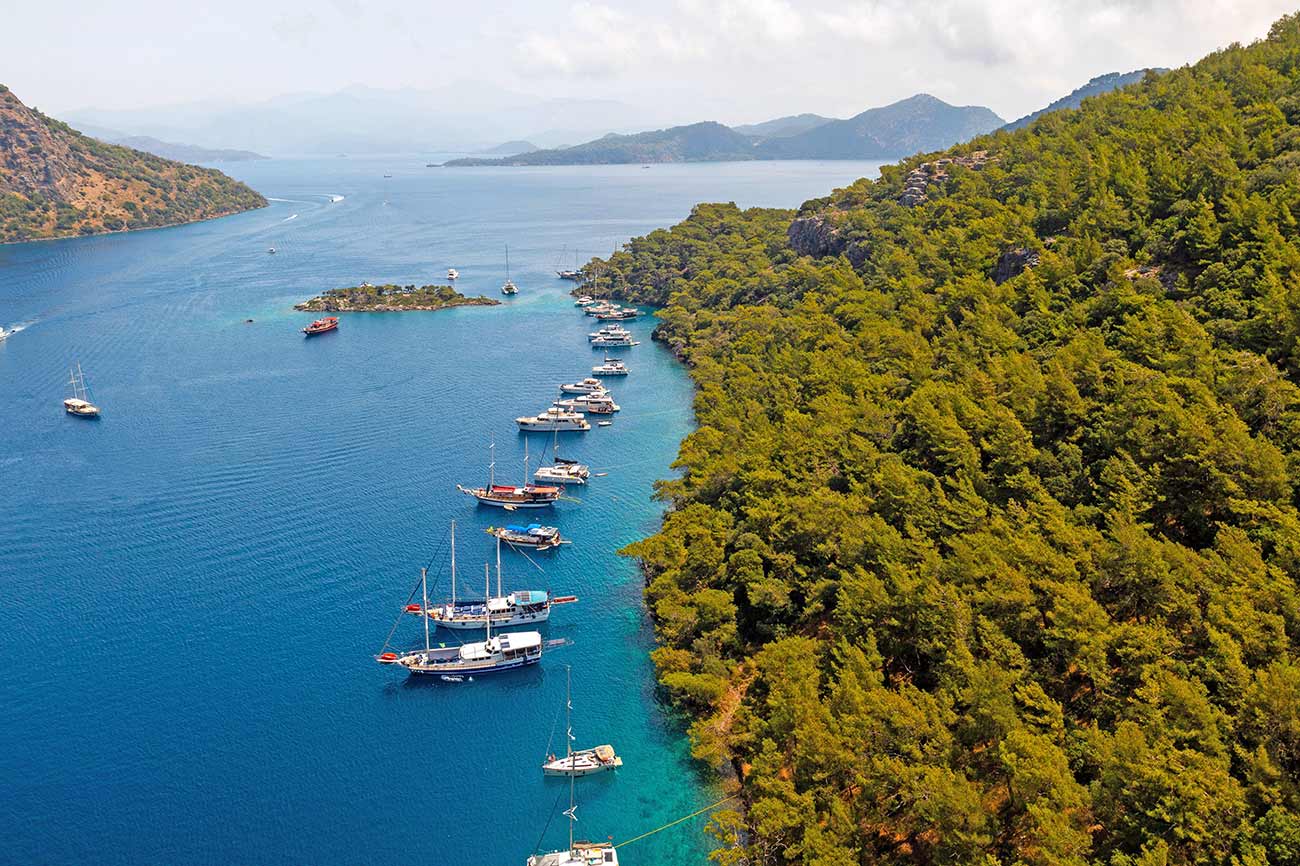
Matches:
[[0, 156, 883, 865]]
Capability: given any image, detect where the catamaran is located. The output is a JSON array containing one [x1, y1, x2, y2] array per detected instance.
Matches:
[[64, 363, 100, 417], [534, 430, 592, 484], [559, 378, 608, 395], [528, 667, 621, 865], [489, 523, 565, 550], [591, 357, 628, 376], [542, 667, 622, 777], [458, 442, 561, 508], [516, 407, 591, 432], [502, 244, 519, 295], [410, 532, 577, 629], [378, 563, 548, 677]]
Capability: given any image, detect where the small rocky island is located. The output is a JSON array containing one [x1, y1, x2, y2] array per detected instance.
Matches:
[[294, 283, 499, 312]]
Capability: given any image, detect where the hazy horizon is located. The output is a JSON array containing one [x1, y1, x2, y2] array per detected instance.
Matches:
[[7, 0, 1298, 132]]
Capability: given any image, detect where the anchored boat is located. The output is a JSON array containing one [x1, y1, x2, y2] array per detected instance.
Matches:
[[517, 407, 591, 432], [542, 668, 622, 777], [302, 316, 339, 336], [459, 442, 561, 508], [591, 357, 628, 376], [490, 523, 565, 550], [409, 532, 577, 629], [64, 363, 100, 417], [502, 243, 519, 295], [379, 562, 555, 677], [529, 666, 621, 866], [559, 378, 608, 395]]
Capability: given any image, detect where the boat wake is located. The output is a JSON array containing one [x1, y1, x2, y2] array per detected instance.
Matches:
[[327, 194, 345, 203], [282, 214, 299, 222], [266, 197, 295, 203]]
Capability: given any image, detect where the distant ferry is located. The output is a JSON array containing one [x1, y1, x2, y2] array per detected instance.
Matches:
[[302, 317, 339, 336]]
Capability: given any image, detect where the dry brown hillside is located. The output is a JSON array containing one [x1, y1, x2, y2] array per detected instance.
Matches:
[[0, 84, 265, 243]]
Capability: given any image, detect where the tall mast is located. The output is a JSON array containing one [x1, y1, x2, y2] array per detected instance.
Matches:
[[496, 535, 503, 596], [523, 440, 530, 486], [484, 563, 492, 642], [450, 520, 457, 608], [566, 664, 576, 852], [488, 440, 495, 488], [421, 567, 430, 652]]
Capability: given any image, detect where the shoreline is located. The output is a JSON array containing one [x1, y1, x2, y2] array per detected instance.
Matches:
[[0, 202, 269, 246]]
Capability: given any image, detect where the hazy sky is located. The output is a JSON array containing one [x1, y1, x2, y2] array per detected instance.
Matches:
[[6, 0, 1298, 124]]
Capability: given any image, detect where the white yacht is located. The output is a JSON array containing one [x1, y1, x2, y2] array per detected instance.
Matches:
[[584, 302, 617, 316], [517, 407, 591, 432], [574, 296, 594, 306], [590, 335, 638, 348], [591, 358, 628, 376], [588, 324, 631, 340], [553, 393, 619, 413], [559, 378, 608, 395], [447, 268, 459, 280]]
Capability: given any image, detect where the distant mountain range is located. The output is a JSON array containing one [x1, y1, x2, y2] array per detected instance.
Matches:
[[1001, 70, 1164, 131], [0, 85, 264, 243], [476, 140, 540, 156], [63, 84, 679, 156], [444, 94, 1006, 166], [112, 136, 267, 163]]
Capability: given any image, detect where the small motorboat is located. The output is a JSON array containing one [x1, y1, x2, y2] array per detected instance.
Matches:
[[0, 326, 9, 342], [302, 317, 339, 336], [448, 268, 459, 280], [267, 247, 277, 254], [597, 420, 613, 427]]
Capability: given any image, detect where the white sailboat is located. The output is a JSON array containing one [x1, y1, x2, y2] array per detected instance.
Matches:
[[502, 244, 519, 295], [64, 362, 100, 417], [542, 666, 622, 777], [529, 666, 621, 866]]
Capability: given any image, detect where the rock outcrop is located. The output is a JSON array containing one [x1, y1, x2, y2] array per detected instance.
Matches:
[[993, 247, 1041, 284], [898, 150, 993, 207]]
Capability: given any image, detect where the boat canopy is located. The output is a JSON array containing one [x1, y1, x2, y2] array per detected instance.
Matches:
[[510, 590, 549, 605], [493, 631, 542, 651]]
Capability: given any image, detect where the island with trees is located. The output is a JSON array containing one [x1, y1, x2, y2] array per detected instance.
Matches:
[[588, 14, 1300, 866], [294, 283, 499, 312]]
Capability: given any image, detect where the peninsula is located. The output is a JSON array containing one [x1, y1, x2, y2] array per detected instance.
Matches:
[[0, 85, 265, 243], [294, 283, 499, 312]]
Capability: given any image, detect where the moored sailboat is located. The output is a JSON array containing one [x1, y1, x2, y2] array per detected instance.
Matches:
[[378, 562, 550, 676], [489, 523, 566, 550], [502, 244, 519, 295], [458, 442, 562, 507], [542, 667, 623, 777]]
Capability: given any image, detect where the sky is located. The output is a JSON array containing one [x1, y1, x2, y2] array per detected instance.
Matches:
[[5, 0, 1299, 125]]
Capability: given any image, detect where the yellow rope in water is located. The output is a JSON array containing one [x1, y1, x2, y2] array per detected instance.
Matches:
[[614, 794, 739, 850]]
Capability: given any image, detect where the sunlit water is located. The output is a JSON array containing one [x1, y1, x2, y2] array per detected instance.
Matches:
[[0, 156, 884, 865]]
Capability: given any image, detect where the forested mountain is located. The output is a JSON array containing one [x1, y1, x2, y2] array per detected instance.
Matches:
[[1002, 70, 1162, 131], [0, 85, 265, 243], [733, 113, 832, 138], [445, 121, 757, 165], [589, 15, 1300, 866], [754, 94, 1004, 159], [444, 96, 1002, 166]]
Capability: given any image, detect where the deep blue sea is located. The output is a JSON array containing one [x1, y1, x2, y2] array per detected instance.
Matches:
[[0, 156, 883, 865]]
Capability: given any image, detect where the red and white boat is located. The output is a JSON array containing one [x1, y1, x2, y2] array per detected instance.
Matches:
[[302, 316, 339, 336]]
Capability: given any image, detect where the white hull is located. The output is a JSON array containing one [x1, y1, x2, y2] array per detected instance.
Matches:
[[517, 421, 591, 432], [435, 608, 551, 629]]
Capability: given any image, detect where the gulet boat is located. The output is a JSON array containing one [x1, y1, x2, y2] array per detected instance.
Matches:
[[458, 442, 562, 507], [63, 362, 100, 417]]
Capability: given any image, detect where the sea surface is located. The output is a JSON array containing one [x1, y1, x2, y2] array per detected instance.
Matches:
[[0, 156, 884, 865]]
